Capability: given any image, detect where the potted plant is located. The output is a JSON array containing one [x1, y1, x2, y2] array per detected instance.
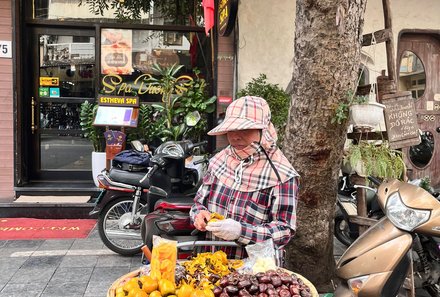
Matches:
[[145, 63, 216, 142], [333, 92, 385, 131], [343, 140, 406, 179], [80, 101, 106, 187]]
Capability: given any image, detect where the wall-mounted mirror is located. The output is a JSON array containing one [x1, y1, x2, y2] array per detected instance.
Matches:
[[398, 50, 426, 99]]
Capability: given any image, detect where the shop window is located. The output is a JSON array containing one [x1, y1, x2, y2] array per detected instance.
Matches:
[[398, 50, 426, 100], [33, 0, 204, 26], [99, 28, 209, 102], [39, 34, 95, 98]]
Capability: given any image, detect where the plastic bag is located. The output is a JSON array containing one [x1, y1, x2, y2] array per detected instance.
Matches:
[[244, 239, 277, 274], [150, 236, 177, 284]]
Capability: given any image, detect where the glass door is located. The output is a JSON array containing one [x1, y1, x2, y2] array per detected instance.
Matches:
[[31, 28, 96, 181]]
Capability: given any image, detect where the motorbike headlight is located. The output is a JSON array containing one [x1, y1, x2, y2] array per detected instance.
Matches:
[[347, 276, 369, 296], [386, 191, 430, 231]]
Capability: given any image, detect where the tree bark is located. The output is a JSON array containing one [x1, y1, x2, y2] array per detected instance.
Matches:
[[282, 0, 367, 292]]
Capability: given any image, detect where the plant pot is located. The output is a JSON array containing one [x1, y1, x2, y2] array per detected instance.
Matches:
[[349, 102, 386, 130], [92, 151, 107, 187]]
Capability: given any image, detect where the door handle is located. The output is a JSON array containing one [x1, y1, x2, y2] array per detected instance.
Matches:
[[31, 97, 37, 134]]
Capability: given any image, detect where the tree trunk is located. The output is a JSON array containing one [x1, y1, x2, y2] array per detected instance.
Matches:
[[283, 0, 367, 292]]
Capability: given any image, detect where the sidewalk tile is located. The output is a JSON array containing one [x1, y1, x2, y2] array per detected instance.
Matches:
[[60, 255, 99, 268], [8, 267, 56, 283], [41, 281, 88, 297], [50, 267, 94, 283], [21, 255, 63, 269], [0, 282, 46, 297]]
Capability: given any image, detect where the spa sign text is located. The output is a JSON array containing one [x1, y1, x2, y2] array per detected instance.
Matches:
[[101, 73, 194, 96]]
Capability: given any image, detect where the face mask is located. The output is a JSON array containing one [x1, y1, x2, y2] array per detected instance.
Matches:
[[232, 142, 260, 160]]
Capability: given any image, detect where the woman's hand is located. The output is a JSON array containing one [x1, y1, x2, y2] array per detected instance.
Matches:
[[194, 210, 211, 231]]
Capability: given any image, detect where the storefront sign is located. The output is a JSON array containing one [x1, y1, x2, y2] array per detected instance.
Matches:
[[0, 40, 12, 58], [98, 94, 139, 107], [39, 77, 59, 86], [382, 91, 420, 149], [101, 74, 193, 96], [218, 0, 238, 36]]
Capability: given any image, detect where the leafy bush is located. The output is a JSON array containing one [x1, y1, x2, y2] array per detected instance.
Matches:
[[237, 74, 291, 144], [79, 101, 105, 152]]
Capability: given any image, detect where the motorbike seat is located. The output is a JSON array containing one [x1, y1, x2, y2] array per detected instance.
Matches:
[[108, 168, 150, 188]]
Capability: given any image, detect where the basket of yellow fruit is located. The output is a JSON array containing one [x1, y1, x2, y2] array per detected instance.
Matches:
[[108, 239, 318, 297]]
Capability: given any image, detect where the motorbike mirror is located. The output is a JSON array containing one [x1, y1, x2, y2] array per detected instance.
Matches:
[[131, 140, 144, 152], [185, 111, 201, 127]]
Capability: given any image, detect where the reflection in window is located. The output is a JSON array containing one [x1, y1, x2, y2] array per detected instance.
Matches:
[[40, 135, 92, 170], [40, 102, 82, 132], [34, 0, 204, 26], [398, 50, 426, 100], [99, 29, 209, 102], [39, 34, 95, 98], [409, 131, 434, 168]]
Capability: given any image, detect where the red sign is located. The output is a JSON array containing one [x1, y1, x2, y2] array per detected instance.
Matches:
[[218, 96, 233, 104]]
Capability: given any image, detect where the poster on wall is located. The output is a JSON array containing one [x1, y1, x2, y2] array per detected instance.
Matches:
[[101, 29, 133, 75]]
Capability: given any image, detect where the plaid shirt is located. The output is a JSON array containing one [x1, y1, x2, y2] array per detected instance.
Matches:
[[190, 173, 299, 265]]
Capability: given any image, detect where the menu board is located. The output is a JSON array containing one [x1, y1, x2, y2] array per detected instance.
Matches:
[[93, 106, 138, 127], [382, 91, 420, 149]]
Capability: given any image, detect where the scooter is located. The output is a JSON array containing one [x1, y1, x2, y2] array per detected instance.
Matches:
[[334, 174, 382, 247], [90, 139, 207, 256], [334, 177, 440, 296]]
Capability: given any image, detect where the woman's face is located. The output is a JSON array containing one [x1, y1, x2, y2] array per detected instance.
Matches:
[[227, 129, 261, 149]]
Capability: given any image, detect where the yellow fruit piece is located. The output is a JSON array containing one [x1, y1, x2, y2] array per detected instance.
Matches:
[[190, 289, 206, 297], [176, 284, 194, 297], [159, 278, 176, 296], [132, 290, 148, 297], [150, 290, 162, 297], [203, 289, 215, 297], [116, 287, 125, 294], [208, 213, 224, 223], [116, 292, 126, 297], [123, 281, 140, 293], [141, 275, 158, 293], [128, 288, 143, 297]]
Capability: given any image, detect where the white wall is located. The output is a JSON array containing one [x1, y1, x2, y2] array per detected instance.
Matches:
[[237, 0, 440, 91], [237, 0, 296, 90]]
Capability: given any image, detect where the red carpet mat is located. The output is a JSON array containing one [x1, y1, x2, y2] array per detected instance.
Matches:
[[0, 218, 97, 240]]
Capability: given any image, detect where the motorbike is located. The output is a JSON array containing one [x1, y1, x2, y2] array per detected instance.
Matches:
[[334, 177, 440, 296], [334, 174, 382, 247], [90, 139, 207, 256]]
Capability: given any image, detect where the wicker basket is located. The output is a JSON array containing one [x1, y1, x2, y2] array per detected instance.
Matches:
[[107, 268, 319, 297]]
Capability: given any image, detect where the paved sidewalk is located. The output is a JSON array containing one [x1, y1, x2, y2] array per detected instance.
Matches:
[[0, 224, 347, 297], [0, 226, 143, 297]]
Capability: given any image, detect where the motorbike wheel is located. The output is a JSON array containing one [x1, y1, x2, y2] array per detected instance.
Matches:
[[334, 208, 355, 247], [98, 196, 147, 256]]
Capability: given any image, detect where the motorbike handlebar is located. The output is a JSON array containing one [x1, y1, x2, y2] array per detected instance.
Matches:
[[147, 164, 159, 179], [139, 164, 159, 183], [368, 176, 382, 186], [190, 140, 208, 149]]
